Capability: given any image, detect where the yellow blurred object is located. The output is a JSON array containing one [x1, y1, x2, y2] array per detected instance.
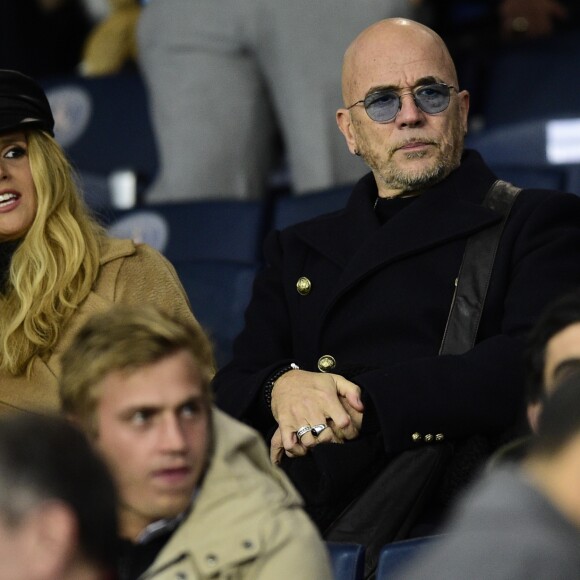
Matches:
[[81, 0, 141, 76]]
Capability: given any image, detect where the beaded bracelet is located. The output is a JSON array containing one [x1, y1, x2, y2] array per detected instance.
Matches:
[[264, 363, 299, 408]]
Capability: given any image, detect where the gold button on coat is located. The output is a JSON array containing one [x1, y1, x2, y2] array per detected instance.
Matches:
[[296, 277, 311, 295], [435, 433, 445, 441], [317, 355, 336, 372], [411, 432, 422, 442], [424, 434, 433, 442]]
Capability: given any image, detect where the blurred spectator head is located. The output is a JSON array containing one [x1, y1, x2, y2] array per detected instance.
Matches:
[[525, 374, 580, 528], [526, 289, 580, 431], [0, 413, 117, 579], [531, 372, 580, 457]]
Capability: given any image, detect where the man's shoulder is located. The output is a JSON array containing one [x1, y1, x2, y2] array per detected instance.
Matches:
[[278, 172, 376, 233], [516, 185, 578, 202], [506, 185, 580, 226], [211, 408, 264, 450], [144, 410, 328, 578]]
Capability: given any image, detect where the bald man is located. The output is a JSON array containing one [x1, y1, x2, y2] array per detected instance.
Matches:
[[214, 18, 580, 540]]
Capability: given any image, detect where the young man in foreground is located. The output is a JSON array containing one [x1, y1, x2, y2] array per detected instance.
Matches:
[[59, 304, 331, 580]]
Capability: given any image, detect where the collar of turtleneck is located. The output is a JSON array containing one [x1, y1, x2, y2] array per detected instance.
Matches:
[[374, 194, 420, 224]]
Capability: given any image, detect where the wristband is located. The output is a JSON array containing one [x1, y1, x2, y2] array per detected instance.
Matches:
[[264, 363, 299, 408]]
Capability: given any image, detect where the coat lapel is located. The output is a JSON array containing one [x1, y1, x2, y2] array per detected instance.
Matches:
[[292, 172, 380, 268], [292, 151, 502, 310], [337, 187, 500, 290]]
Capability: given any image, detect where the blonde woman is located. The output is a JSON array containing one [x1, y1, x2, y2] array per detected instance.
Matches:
[[0, 69, 202, 413]]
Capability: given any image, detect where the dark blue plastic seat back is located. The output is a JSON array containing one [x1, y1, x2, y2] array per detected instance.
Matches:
[[376, 536, 439, 579], [273, 184, 352, 230], [326, 542, 365, 580], [466, 119, 580, 194], [102, 200, 265, 264], [42, 72, 158, 209], [484, 32, 580, 128], [103, 200, 267, 366]]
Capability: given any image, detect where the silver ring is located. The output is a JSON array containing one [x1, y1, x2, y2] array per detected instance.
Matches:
[[311, 424, 327, 437], [296, 425, 312, 440]]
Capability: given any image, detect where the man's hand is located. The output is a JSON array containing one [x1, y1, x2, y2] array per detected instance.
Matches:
[[268, 369, 364, 463]]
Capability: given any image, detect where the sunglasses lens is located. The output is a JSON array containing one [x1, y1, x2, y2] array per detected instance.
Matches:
[[415, 84, 451, 114], [363, 84, 452, 122], [364, 91, 400, 122]]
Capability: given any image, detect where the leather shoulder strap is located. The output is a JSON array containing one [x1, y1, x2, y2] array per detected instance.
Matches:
[[439, 180, 522, 355]]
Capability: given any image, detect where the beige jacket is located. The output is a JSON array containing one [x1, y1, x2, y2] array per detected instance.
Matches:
[[141, 409, 333, 580], [0, 237, 198, 414]]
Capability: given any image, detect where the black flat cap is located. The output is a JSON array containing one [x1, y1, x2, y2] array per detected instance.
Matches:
[[0, 69, 55, 136]]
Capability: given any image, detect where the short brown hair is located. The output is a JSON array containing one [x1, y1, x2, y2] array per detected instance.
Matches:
[[0, 412, 117, 569], [59, 304, 215, 433]]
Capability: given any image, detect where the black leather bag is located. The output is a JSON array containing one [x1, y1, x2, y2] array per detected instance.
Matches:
[[324, 443, 452, 575], [323, 181, 521, 579]]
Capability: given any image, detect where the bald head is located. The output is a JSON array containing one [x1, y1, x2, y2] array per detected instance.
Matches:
[[341, 18, 458, 106], [336, 17, 469, 199]]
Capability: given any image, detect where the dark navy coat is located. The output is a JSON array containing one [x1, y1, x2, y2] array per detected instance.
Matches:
[[214, 150, 580, 511]]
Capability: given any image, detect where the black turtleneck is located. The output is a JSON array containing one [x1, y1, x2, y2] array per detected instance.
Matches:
[[374, 194, 419, 224]]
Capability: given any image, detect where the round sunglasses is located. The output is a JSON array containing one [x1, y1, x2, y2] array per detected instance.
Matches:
[[347, 83, 458, 123]]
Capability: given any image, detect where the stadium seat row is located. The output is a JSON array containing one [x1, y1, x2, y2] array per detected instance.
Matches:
[[327, 536, 438, 580]]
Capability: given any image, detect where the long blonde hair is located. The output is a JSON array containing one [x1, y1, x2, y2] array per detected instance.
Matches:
[[0, 131, 106, 375]]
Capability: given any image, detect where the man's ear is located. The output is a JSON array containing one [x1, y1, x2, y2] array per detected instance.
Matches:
[[527, 401, 543, 434], [26, 501, 79, 579], [458, 89, 470, 136], [336, 108, 359, 155]]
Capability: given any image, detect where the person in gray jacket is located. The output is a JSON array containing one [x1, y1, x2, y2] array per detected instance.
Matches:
[[395, 373, 580, 579]]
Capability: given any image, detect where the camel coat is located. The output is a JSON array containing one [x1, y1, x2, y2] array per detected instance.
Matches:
[[141, 409, 332, 580], [0, 237, 198, 414]]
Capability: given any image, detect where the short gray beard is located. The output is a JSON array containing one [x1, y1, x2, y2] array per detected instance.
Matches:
[[379, 152, 448, 191], [369, 151, 449, 193], [364, 144, 461, 194]]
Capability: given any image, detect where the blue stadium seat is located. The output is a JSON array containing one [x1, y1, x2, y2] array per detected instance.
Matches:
[[41, 72, 158, 210], [174, 261, 258, 368], [566, 165, 580, 197], [376, 536, 439, 579], [483, 31, 580, 128], [102, 200, 267, 366], [466, 118, 580, 195], [272, 184, 352, 230], [102, 200, 265, 264], [326, 542, 365, 580]]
